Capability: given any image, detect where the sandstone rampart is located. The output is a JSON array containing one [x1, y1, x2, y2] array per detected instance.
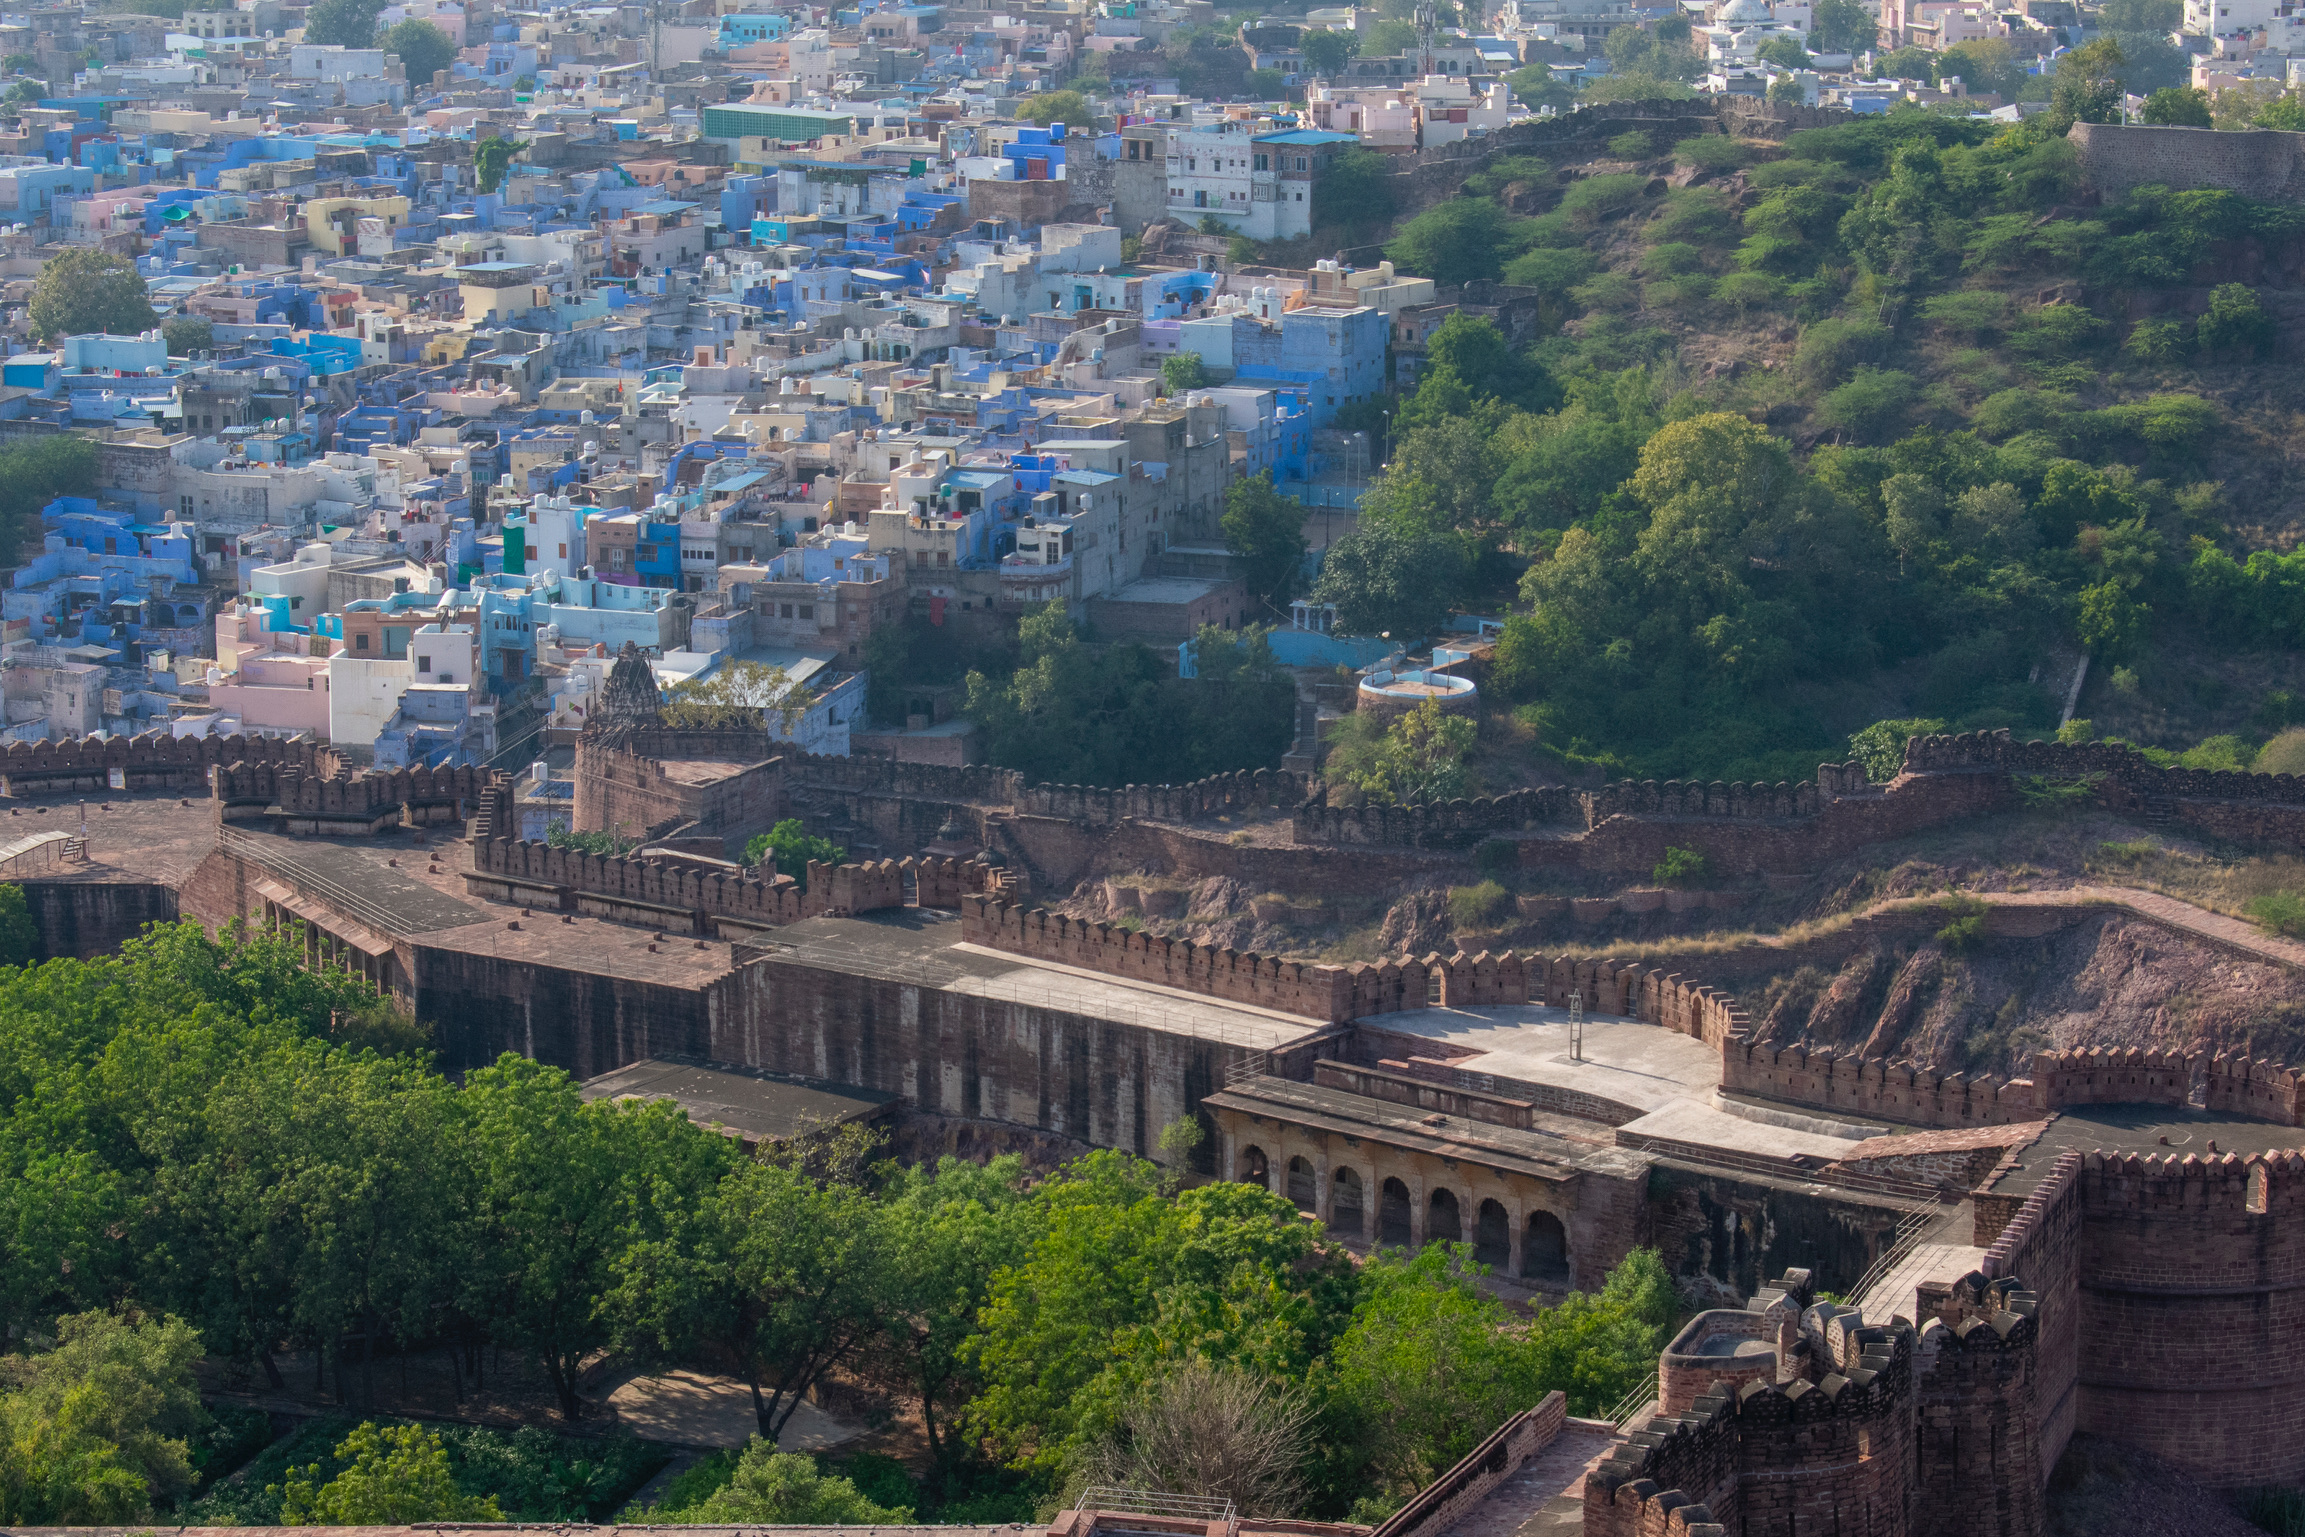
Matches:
[[2069, 119, 2305, 204], [1725, 1038, 2305, 1131], [2069, 1148, 2305, 1486]]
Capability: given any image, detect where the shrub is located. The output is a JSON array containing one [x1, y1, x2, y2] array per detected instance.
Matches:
[[1712, 271, 1784, 317], [2015, 773, 2102, 808], [2246, 891, 2305, 939], [1817, 367, 1918, 442], [1918, 290, 2007, 338], [1448, 880, 1510, 929], [2009, 302, 2110, 358], [1674, 135, 1761, 171], [2122, 317, 2184, 363], [1474, 837, 1518, 875], [1607, 129, 1655, 159], [2196, 282, 2274, 358], [1653, 846, 1708, 888], [2256, 727, 2305, 777], [1558, 173, 1649, 228], [1935, 893, 1989, 952], [1793, 316, 1890, 387], [1644, 240, 1705, 276], [1570, 271, 1639, 311], [744, 819, 846, 883], [1847, 718, 1945, 781], [2242, 1484, 2305, 1537]]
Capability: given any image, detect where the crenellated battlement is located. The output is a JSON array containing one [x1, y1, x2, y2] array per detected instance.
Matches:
[[464, 777, 1007, 935]]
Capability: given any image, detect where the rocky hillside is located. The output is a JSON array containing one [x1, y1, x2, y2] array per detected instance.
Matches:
[[1744, 910, 2305, 1077]]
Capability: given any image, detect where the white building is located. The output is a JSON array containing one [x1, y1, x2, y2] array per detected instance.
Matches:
[[1163, 122, 1355, 243]]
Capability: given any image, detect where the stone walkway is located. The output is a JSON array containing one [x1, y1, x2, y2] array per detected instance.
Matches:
[[1438, 1422, 1619, 1537], [1852, 1202, 1985, 1323], [1986, 884, 2305, 973]]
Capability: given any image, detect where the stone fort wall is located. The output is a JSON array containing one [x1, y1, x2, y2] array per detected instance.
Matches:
[[2069, 120, 2305, 203], [2068, 1147, 2305, 1486]]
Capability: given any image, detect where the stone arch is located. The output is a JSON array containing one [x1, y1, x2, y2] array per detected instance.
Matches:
[[1286, 1155, 1316, 1209], [1427, 1187, 1463, 1246], [1331, 1166, 1365, 1233], [1379, 1176, 1413, 1246], [1524, 1209, 1569, 1284], [1474, 1198, 1510, 1271], [1242, 1144, 1271, 1189]]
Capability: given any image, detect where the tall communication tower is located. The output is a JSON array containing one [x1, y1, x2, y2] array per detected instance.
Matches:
[[1414, 0, 1436, 74]]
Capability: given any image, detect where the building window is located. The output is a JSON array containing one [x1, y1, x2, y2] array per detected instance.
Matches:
[[356, 633, 370, 651], [418, 655, 431, 673], [798, 604, 814, 619]]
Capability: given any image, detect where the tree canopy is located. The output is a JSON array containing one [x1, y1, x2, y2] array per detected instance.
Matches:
[[29, 250, 157, 342], [379, 18, 456, 87]]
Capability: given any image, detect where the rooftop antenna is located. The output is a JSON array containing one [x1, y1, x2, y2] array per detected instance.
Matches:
[[1568, 987, 1585, 1062], [1415, 0, 1436, 74]]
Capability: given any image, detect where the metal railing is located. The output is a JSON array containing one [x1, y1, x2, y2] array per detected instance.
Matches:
[[217, 826, 424, 938], [1225, 1049, 1271, 1086], [1600, 1375, 1658, 1431], [1846, 1199, 1953, 1317]]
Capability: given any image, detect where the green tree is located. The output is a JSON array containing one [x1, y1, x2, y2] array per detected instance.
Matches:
[[872, 1157, 1033, 1476], [660, 657, 802, 730], [1309, 522, 1466, 638], [1519, 1248, 1677, 1415], [1329, 1246, 1540, 1493], [2099, 0, 2179, 26], [1221, 472, 1311, 613], [1300, 27, 1358, 74], [963, 603, 1292, 786], [2196, 282, 2273, 358], [1809, 0, 1877, 51], [379, 18, 456, 87], [301, 0, 385, 47], [1161, 351, 1210, 395], [1758, 34, 1810, 67], [685, 1443, 912, 1524], [2049, 37, 2127, 129], [2077, 578, 2148, 658], [2141, 84, 2211, 125], [1385, 199, 1536, 287], [1021, 90, 1096, 128], [1363, 18, 1417, 53], [617, 1131, 892, 1442], [965, 1152, 1356, 1479], [159, 316, 212, 357], [459, 1056, 736, 1421], [1847, 718, 1946, 781], [742, 819, 845, 884], [277, 1422, 505, 1524], [473, 135, 530, 195], [28, 249, 156, 342], [0, 1309, 209, 1524], [1312, 147, 1398, 231], [1325, 698, 1478, 804], [0, 885, 34, 967], [1505, 60, 1574, 111]]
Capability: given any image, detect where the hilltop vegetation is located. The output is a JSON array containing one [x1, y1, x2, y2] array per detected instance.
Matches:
[[1315, 109, 2305, 788]]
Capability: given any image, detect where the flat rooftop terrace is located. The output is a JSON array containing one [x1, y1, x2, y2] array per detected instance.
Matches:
[[757, 908, 1338, 1053], [1366, 1004, 1872, 1164], [582, 1055, 895, 1143], [1990, 1101, 2305, 1200]]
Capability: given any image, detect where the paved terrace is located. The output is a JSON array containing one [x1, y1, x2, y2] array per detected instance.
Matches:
[[758, 908, 1338, 1053], [1369, 1004, 1875, 1165]]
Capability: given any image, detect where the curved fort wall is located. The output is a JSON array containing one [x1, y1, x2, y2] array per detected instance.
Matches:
[[2071, 1148, 2305, 1486]]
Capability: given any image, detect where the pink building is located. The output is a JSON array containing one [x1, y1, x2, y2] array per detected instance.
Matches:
[[208, 652, 332, 735]]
